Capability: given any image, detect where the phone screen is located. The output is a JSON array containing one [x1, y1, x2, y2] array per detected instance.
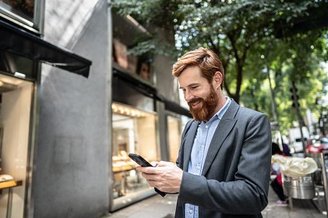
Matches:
[[128, 153, 153, 167]]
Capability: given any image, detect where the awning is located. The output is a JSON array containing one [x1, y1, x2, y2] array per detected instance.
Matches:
[[0, 19, 91, 78], [113, 67, 192, 118]]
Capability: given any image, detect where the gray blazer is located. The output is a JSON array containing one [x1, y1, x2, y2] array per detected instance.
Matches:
[[175, 100, 272, 218]]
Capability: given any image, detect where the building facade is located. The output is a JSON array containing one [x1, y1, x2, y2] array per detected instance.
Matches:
[[0, 0, 190, 217], [110, 12, 191, 211]]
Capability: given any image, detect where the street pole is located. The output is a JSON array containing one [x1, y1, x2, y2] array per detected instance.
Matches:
[[267, 67, 278, 123], [320, 151, 328, 217], [266, 67, 284, 145], [291, 80, 306, 157]]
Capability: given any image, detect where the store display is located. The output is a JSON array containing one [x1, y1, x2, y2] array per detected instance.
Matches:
[[0, 174, 13, 182], [112, 103, 159, 201]]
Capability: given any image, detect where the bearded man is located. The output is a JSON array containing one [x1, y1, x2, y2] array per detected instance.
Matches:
[[137, 47, 272, 218]]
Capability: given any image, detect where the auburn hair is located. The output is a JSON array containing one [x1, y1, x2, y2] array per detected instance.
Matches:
[[172, 47, 224, 84]]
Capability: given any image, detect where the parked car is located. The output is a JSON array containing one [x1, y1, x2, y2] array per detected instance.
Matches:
[[320, 137, 328, 150], [306, 137, 328, 154]]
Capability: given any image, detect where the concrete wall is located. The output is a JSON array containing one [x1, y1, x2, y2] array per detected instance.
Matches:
[[31, 0, 111, 218], [153, 55, 180, 103]]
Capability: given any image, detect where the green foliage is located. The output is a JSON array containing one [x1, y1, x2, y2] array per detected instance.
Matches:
[[112, 0, 328, 132]]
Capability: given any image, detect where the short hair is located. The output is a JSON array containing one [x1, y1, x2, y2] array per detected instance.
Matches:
[[172, 47, 224, 84]]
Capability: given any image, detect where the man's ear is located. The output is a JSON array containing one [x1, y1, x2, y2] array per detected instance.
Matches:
[[213, 71, 223, 90]]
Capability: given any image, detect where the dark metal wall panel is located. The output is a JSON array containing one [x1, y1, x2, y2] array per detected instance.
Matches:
[[112, 76, 155, 113]]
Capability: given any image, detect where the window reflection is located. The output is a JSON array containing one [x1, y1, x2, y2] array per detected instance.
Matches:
[[0, 51, 36, 79], [112, 38, 153, 84], [137, 62, 151, 81], [0, 0, 34, 21]]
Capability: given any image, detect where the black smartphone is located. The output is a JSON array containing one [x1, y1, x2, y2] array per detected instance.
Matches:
[[128, 153, 166, 197], [128, 153, 153, 167]]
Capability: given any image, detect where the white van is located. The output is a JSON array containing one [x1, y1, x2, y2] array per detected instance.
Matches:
[[289, 127, 310, 154]]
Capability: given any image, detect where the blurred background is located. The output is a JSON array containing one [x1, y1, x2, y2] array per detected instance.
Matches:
[[0, 0, 327, 217]]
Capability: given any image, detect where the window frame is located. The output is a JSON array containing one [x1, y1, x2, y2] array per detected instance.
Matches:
[[0, 0, 44, 33]]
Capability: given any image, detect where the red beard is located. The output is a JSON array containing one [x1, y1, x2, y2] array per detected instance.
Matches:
[[188, 86, 218, 121]]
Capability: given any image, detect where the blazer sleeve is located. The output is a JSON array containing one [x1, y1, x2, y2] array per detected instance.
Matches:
[[179, 113, 272, 214]]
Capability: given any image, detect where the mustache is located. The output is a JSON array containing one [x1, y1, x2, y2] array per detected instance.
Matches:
[[187, 98, 203, 105]]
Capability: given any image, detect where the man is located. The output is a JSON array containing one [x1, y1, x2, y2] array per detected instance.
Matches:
[[136, 47, 272, 218]]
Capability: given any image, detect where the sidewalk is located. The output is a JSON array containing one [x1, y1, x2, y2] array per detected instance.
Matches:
[[262, 187, 326, 218], [107, 193, 177, 218], [107, 187, 326, 218]]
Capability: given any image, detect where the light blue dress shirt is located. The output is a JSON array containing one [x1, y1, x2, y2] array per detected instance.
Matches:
[[185, 97, 231, 218]]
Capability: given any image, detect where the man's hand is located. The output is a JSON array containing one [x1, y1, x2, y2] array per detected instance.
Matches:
[[136, 161, 183, 193]]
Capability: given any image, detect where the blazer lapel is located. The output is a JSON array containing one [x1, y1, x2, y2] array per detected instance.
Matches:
[[202, 100, 239, 175], [182, 121, 199, 171]]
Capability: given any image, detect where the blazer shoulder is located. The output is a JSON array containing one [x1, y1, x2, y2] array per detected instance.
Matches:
[[227, 99, 266, 120], [233, 104, 269, 125], [238, 106, 264, 117]]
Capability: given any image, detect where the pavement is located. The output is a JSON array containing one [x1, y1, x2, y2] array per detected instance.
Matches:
[[106, 187, 327, 218], [262, 187, 326, 218]]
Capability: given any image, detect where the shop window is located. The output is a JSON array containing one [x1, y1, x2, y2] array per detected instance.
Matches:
[[112, 39, 153, 84], [0, 0, 34, 20], [112, 102, 159, 200], [167, 115, 181, 162], [112, 39, 137, 74], [0, 0, 44, 31], [0, 74, 33, 218], [136, 56, 152, 82], [0, 51, 36, 80], [167, 115, 191, 162]]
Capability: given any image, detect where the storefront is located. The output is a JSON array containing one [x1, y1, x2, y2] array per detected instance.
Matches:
[[110, 63, 191, 210], [0, 73, 34, 218], [110, 67, 159, 210], [0, 1, 91, 217]]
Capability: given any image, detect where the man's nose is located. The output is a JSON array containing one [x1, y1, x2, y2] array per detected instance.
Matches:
[[184, 90, 194, 102]]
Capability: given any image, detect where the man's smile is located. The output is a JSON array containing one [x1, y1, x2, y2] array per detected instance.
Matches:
[[188, 98, 203, 109], [191, 101, 200, 108]]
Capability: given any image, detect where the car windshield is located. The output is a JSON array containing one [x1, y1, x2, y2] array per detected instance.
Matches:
[[321, 138, 328, 144]]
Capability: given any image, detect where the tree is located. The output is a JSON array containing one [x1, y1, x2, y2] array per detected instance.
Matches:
[[112, 0, 328, 133], [241, 32, 328, 133], [112, 0, 327, 102]]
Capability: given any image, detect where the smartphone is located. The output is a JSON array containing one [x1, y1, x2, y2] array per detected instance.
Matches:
[[128, 153, 166, 197], [128, 153, 153, 167]]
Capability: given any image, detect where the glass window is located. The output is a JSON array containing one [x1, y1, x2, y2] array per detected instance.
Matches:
[[0, 74, 33, 218], [112, 102, 159, 199], [167, 116, 181, 162], [0, 0, 35, 22], [167, 115, 190, 162], [0, 51, 36, 80], [112, 38, 154, 84]]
